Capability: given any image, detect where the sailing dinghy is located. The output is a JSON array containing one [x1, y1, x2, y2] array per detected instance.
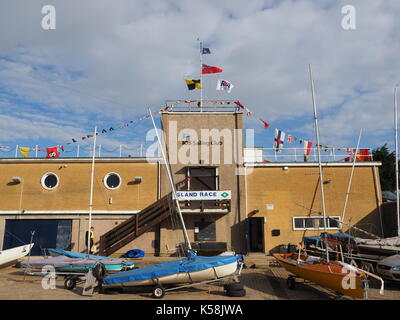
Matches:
[[17, 249, 134, 272], [0, 243, 34, 267], [273, 252, 381, 299]]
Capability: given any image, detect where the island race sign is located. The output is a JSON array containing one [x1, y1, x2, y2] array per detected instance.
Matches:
[[175, 190, 231, 201]]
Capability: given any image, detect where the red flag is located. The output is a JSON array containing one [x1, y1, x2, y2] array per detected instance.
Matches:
[[202, 64, 223, 74], [46, 147, 59, 158], [259, 118, 270, 129], [234, 100, 245, 108], [356, 149, 371, 162]]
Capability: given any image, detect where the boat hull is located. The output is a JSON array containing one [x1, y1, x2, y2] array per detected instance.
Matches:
[[0, 243, 34, 267], [103, 261, 238, 288], [273, 253, 366, 299]]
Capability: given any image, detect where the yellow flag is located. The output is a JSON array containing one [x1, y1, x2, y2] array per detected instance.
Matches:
[[20, 147, 31, 158]]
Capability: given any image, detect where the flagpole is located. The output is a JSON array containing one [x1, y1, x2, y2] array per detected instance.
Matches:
[[309, 64, 329, 263], [199, 39, 203, 112]]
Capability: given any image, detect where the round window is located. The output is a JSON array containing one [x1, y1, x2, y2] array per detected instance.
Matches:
[[104, 173, 121, 190], [41, 173, 59, 190]]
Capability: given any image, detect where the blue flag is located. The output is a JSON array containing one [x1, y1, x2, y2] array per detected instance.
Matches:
[[202, 47, 211, 54]]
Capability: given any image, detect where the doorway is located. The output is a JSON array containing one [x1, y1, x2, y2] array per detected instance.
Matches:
[[246, 217, 264, 253]]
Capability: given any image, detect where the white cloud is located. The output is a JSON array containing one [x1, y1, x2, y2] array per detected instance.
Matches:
[[0, 0, 398, 151]]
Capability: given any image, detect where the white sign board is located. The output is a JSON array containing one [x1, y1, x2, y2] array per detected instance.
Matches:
[[176, 190, 231, 201]]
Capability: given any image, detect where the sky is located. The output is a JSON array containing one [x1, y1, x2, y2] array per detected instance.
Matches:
[[0, 0, 399, 159]]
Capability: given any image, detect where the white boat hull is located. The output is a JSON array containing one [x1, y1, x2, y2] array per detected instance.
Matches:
[[104, 261, 238, 288], [0, 243, 34, 267]]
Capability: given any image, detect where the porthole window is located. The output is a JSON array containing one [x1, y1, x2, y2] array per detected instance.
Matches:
[[104, 172, 121, 190], [41, 173, 59, 190]]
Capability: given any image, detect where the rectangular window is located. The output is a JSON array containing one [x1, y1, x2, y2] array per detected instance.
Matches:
[[292, 216, 341, 231]]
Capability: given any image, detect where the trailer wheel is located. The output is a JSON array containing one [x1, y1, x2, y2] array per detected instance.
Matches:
[[93, 263, 106, 281], [224, 282, 244, 291], [226, 289, 246, 297], [64, 277, 77, 290], [152, 285, 166, 299], [287, 276, 296, 290]]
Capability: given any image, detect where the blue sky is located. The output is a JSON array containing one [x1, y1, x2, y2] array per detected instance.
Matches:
[[0, 0, 399, 159]]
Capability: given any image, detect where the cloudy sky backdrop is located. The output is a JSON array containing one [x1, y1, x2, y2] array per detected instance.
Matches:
[[0, 0, 399, 158]]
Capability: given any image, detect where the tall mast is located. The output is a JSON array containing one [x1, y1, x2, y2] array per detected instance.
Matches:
[[149, 109, 192, 251], [87, 126, 97, 255], [341, 128, 362, 224], [395, 87, 400, 237], [308, 64, 329, 262], [199, 39, 203, 112]]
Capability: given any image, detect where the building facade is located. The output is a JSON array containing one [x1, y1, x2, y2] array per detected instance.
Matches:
[[0, 108, 384, 256]]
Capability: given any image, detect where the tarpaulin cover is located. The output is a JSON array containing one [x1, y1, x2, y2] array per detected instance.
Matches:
[[17, 255, 132, 271], [122, 249, 145, 258], [102, 252, 238, 285], [48, 248, 115, 261]]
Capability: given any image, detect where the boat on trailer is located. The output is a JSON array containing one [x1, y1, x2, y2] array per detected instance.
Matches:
[[0, 243, 34, 267], [273, 252, 383, 299], [99, 251, 241, 297], [17, 249, 134, 272]]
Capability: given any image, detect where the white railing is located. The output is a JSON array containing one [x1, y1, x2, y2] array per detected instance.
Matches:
[[246, 147, 373, 163], [0, 144, 150, 159]]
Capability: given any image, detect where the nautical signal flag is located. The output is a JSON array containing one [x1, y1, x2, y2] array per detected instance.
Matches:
[[287, 135, 292, 143], [202, 64, 223, 74], [259, 119, 270, 129], [46, 147, 59, 158], [303, 140, 313, 161], [202, 47, 211, 54], [273, 129, 285, 152], [216, 79, 234, 93], [185, 79, 202, 90], [19, 147, 31, 158]]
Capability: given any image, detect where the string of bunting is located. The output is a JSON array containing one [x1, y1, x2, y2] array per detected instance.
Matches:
[[4, 111, 160, 158]]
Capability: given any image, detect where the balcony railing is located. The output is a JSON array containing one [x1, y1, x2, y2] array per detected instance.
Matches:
[[245, 147, 373, 163]]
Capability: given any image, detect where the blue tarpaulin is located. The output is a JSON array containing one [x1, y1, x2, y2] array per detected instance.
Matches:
[[102, 252, 238, 285], [122, 249, 145, 258]]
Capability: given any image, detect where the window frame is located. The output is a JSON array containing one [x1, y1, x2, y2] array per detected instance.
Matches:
[[40, 172, 59, 190], [292, 216, 341, 231], [103, 172, 122, 190]]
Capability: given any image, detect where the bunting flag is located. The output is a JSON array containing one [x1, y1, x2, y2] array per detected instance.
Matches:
[[216, 79, 234, 93], [46, 147, 59, 158], [20, 147, 31, 158], [287, 135, 292, 143], [202, 64, 223, 74], [202, 47, 211, 54], [260, 118, 270, 129], [273, 129, 285, 152], [303, 140, 313, 161], [185, 79, 202, 90], [356, 149, 371, 162]]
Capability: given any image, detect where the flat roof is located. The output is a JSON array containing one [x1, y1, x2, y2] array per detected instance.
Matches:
[[244, 162, 382, 167], [0, 157, 162, 164]]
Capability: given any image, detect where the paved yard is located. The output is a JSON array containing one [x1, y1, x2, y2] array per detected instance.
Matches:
[[0, 255, 398, 300]]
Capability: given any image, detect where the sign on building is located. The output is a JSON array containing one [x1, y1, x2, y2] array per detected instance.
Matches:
[[175, 190, 231, 201]]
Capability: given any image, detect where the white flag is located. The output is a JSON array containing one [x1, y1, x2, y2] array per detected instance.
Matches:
[[216, 79, 234, 93]]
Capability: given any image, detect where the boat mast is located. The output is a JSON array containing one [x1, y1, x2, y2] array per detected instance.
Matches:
[[395, 87, 400, 237], [308, 64, 329, 262], [341, 128, 362, 224], [87, 126, 97, 255], [149, 109, 192, 251]]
